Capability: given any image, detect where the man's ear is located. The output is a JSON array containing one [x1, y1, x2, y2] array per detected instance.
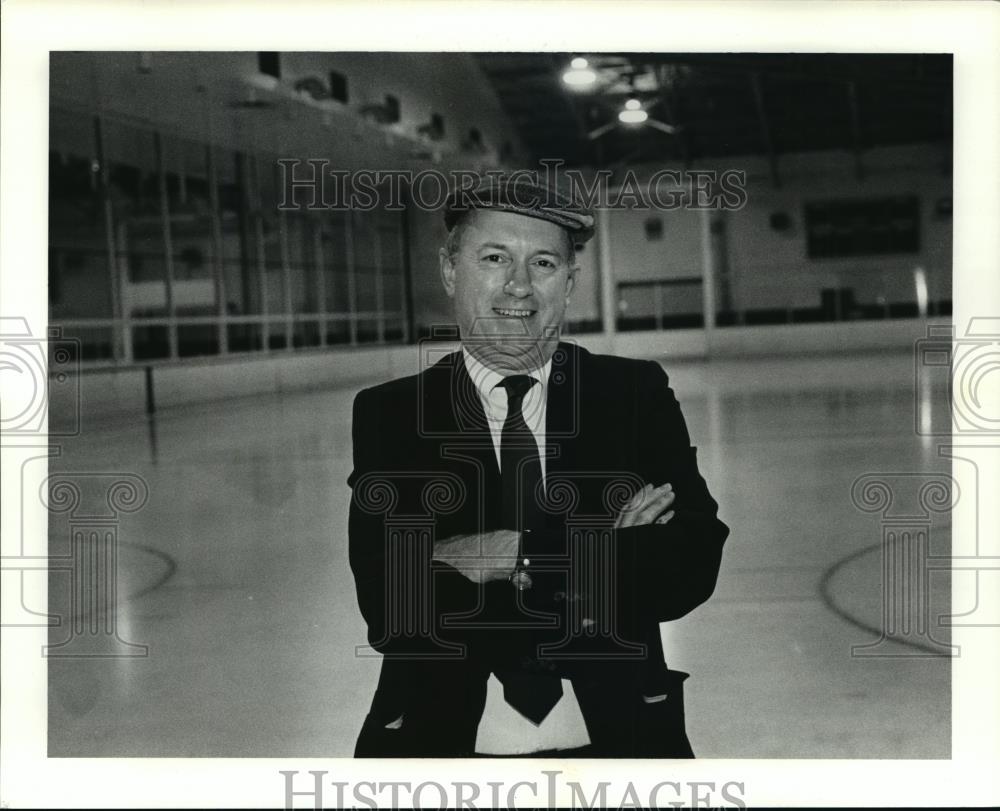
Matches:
[[439, 248, 456, 298], [564, 265, 578, 303]]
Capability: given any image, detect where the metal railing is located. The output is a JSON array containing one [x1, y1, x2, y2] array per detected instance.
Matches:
[[616, 265, 951, 332], [616, 277, 704, 331]]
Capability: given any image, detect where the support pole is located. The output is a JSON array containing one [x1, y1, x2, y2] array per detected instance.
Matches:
[[701, 209, 717, 354], [595, 206, 616, 354]]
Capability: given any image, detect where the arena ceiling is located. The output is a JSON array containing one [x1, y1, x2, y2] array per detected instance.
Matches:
[[473, 53, 953, 170]]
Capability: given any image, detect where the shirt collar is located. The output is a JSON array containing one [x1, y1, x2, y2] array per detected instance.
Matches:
[[461, 347, 553, 401]]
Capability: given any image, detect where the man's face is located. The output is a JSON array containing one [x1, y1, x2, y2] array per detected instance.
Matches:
[[439, 209, 577, 373]]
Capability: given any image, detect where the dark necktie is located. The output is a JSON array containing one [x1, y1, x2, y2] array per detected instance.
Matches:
[[497, 375, 544, 531], [494, 375, 563, 725]]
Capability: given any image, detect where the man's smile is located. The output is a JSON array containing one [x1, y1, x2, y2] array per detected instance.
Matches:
[[492, 307, 537, 318]]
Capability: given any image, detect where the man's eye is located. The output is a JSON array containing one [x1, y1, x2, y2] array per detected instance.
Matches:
[[482, 254, 507, 264], [534, 258, 557, 269]]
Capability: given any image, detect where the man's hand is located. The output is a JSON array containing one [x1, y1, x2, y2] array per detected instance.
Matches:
[[432, 530, 520, 584], [614, 482, 675, 529]]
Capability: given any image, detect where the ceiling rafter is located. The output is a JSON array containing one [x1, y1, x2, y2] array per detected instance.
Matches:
[[847, 81, 865, 181], [750, 72, 780, 188]]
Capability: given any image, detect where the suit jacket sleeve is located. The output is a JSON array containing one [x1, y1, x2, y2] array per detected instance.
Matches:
[[524, 359, 729, 624], [347, 386, 476, 655], [347, 387, 393, 652], [617, 360, 729, 621]]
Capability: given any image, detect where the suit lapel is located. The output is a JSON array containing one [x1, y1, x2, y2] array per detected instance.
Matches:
[[426, 350, 502, 527], [426, 344, 585, 530], [421, 349, 490, 438], [545, 342, 581, 481]]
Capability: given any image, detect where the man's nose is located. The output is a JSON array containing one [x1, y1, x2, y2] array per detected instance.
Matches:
[[504, 258, 533, 297]]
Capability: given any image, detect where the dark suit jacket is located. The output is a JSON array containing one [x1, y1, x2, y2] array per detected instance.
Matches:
[[347, 341, 729, 757]]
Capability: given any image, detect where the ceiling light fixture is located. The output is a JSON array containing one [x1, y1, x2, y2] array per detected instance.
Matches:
[[588, 97, 679, 140], [562, 57, 596, 88], [618, 98, 648, 125]]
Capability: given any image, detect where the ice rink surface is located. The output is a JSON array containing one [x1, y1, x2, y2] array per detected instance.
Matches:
[[47, 349, 952, 758]]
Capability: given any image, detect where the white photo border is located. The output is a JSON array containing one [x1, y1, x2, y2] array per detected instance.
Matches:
[[2, 0, 999, 807]]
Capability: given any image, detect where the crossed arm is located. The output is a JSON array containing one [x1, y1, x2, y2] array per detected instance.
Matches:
[[348, 361, 729, 652], [433, 482, 677, 583]]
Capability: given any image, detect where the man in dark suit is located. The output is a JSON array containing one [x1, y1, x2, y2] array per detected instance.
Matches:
[[347, 174, 729, 757]]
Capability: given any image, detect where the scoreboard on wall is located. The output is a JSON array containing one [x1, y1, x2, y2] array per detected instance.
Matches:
[[804, 195, 920, 259]]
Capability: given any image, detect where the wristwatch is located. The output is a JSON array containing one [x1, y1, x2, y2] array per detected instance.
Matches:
[[508, 530, 533, 591], [508, 557, 533, 591]]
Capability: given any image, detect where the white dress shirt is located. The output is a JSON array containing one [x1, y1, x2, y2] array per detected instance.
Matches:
[[461, 348, 552, 479], [461, 348, 591, 754]]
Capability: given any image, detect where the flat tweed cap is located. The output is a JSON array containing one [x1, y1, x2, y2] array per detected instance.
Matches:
[[444, 172, 595, 245]]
